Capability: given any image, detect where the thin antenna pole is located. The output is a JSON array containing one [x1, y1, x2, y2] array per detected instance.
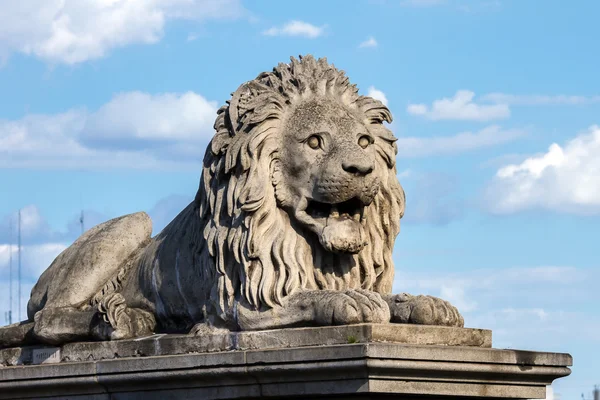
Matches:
[[18, 209, 21, 322], [80, 210, 84, 236], [8, 218, 12, 325]]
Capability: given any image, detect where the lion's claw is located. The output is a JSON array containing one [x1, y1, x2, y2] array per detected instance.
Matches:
[[385, 294, 464, 327], [314, 290, 390, 325]]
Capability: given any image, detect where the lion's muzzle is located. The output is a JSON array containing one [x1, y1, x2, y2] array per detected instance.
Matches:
[[302, 184, 378, 254]]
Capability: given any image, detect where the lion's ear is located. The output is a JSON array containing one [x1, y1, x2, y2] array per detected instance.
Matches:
[[228, 84, 247, 137], [209, 83, 253, 157], [211, 105, 233, 156], [229, 81, 273, 133]]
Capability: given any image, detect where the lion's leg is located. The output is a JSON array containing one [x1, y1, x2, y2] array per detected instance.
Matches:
[[28, 297, 157, 345], [28, 213, 152, 320], [94, 293, 156, 340], [3, 212, 155, 348], [383, 293, 464, 327], [234, 289, 391, 331], [32, 307, 99, 345]]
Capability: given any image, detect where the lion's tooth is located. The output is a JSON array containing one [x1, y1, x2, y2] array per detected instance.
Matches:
[[353, 210, 361, 222], [330, 206, 339, 217]]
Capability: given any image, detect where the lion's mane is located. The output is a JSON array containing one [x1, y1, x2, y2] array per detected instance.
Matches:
[[192, 55, 405, 321]]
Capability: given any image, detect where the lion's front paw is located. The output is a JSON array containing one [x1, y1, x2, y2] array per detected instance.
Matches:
[[96, 294, 156, 340], [386, 293, 464, 327], [314, 289, 391, 325], [109, 307, 156, 340]]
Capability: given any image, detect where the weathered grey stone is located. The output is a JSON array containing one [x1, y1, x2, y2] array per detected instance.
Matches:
[[0, 55, 466, 349], [235, 323, 491, 350], [0, 322, 34, 348], [0, 324, 491, 367], [0, 329, 572, 400]]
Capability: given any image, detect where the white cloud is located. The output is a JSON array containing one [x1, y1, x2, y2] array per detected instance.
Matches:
[[0, 206, 59, 244], [0, 0, 245, 65], [407, 90, 510, 121], [359, 36, 378, 48], [0, 243, 67, 281], [263, 21, 325, 38], [395, 266, 586, 309], [10, 206, 50, 238], [394, 265, 599, 349], [406, 103, 428, 115], [0, 91, 218, 170], [83, 91, 217, 142], [396, 125, 526, 158], [543, 386, 556, 400], [485, 125, 600, 215], [367, 86, 388, 106], [0, 109, 86, 166], [440, 284, 477, 312], [406, 90, 600, 123], [0, 205, 109, 246], [0, 240, 67, 321], [482, 93, 600, 106]]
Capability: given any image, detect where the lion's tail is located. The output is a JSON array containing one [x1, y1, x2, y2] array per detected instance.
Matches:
[[0, 321, 35, 349]]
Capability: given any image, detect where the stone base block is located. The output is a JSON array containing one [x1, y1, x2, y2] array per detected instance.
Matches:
[[0, 324, 571, 400]]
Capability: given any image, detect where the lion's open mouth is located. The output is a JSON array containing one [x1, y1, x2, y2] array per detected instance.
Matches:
[[306, 197, 365, 223], [296, 197, 368, 254]]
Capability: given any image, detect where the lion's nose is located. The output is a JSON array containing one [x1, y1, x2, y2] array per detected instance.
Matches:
[[342, 159, 374, 176]]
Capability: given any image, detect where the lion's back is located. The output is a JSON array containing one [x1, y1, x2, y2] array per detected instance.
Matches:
[[28, 212, 153, 320]]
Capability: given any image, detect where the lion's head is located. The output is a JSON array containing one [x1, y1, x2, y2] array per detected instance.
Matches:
[[195, 55, 405, 319]]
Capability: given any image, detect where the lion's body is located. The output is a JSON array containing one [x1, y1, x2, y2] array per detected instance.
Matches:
[[0, 55, 464, 349], [117, 203, 207, 332], [113, 126, 403, 331]]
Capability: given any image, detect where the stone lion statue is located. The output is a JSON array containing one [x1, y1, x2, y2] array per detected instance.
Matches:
[[0, 55, 462, 347]]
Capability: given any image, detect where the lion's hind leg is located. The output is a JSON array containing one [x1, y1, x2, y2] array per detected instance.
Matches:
[[32, 307, 99, 345], [27, 212, 152, 321], [12, 212, 154, 347], [24, 296, 156, 345], [95, 293, 156, 340]]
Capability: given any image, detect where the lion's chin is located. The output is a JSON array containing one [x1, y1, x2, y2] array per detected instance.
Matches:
[[304, 197, 368, 254], [319, 216, 367, 254]]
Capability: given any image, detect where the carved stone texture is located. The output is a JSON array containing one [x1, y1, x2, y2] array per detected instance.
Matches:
[[0, 324, 493, 367], [0, 325, 571, 400], [0, 55, 464, 348]]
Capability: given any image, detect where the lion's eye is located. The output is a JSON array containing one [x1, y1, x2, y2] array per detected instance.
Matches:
[[358, 135, 372, 149], [307, 135, 321, 149]]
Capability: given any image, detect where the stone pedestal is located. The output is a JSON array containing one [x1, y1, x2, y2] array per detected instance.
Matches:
[[0, 324, 571, 399]]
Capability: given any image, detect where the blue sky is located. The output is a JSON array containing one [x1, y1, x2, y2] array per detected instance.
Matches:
[[0, 1, 599, 398]]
